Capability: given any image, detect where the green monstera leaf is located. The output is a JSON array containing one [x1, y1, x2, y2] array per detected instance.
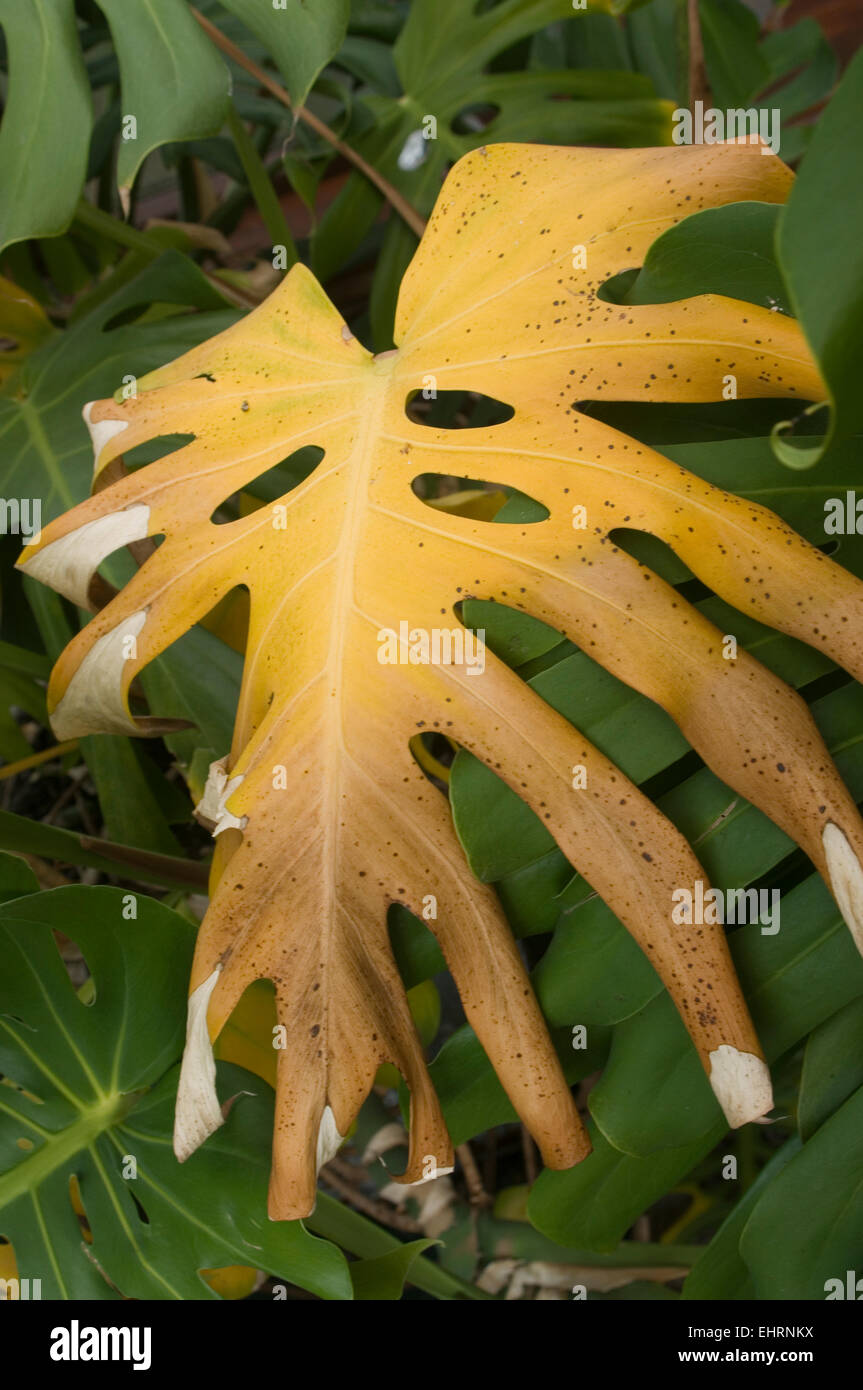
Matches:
[[0, 0, 349, 252], [0, 882, 351, 1300], [321, 0, 675, 343]]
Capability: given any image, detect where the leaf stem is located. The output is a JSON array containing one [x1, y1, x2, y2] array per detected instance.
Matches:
[[226, 104, 299, 266], [686, 0, 711, 110], [0, 808, 209, 890], [73, 199, 263, 310], [309, 1191, 491, 1300], [0, 739, 79, 782], [73, 199, 166, 259]]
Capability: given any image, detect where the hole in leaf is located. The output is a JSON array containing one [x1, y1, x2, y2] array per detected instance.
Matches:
[[198, 1266, 260, 1299], [69, 1175, 93, 1244], [122, 434, 196, 473], [412, 474, 548, 523], [129, 1188, 150, 1225], [213, 978, 277, 1086], [92, 530, 164, 600], [405, 390, 513, 429], [133, 599, 244, 800], [1, 1075, 45, 1105], [450, 102, 501, 135], [388, 903, 446, 990], [51, 929, 93, 1000], [210, 445, 324, 524], [409, 731, 457, 793], [460, 598, 568, 670], [578, 398, 816, 447], [608, 528, 697, 589], [197, 584, 251, 661]]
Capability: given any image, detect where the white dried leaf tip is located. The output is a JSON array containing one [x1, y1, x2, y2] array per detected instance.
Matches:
[[709, 1045, 773, 1128], [195, 755, 247, 836], [174, 967, 224, 1161], [823, 822, 863, 957]]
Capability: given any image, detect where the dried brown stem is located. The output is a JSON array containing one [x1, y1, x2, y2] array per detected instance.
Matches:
[[457, 1141, 493, 1209], [520, 1126, 539, 1185], [319, 1164, 425, 1233], [687, 0, 712, 110], [191, 9, 427, 239]]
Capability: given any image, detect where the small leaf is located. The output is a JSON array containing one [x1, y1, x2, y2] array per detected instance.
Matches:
[[220, 0, 350, 110], [97, 0, 230, 196], [349, 1238, 440, 1300]]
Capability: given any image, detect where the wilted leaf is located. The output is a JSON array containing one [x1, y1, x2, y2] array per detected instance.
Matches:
[[319, 0, 676, 341], [21, 140, 863, 1221]]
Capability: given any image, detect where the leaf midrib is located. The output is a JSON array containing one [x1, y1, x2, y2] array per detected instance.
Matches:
[[320, 367, 392, 1075], [0, 1091, 133, 1211]]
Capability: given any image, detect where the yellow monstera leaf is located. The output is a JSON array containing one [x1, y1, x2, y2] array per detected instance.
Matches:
[[20, 142, 863, 1220]]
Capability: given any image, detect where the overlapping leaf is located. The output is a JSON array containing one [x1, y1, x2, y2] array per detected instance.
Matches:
[[0, 0, 349, 251], [322, 0, 675, 341], [0, 883, 350, 1299], [774, 49, 863, 468], [20, 139, 863, 1220]]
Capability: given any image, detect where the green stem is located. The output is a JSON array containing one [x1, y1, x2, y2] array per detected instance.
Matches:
[[73, 199, 167, 260], [0, 808, 209, 891], [675, 0, 690, 109], [0, 1092, 134, 1212], [308, 1192, 491, 1300], [226, 105, 298, 269]]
